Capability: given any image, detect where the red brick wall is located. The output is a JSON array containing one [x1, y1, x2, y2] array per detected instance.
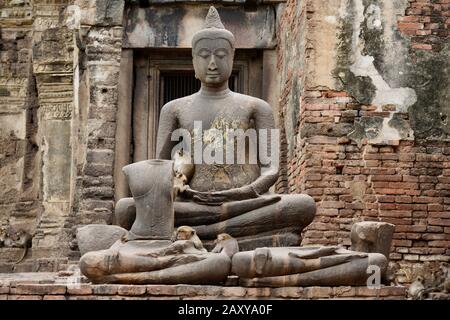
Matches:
[[275, 0, 308, 194], [398, 0, 449, 51], [277, 0, 449, 282]]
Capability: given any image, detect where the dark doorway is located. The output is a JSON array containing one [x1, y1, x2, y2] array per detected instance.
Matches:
[[160, 71, 239, 107]]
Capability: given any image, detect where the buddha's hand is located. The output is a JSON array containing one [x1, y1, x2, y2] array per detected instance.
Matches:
[[183, 185, 259, 205]]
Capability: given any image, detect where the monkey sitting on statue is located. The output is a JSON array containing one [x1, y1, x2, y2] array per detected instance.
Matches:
[[0, 226, 32, 264], [172, 149, 195, 198], [172, 226, 207, 253], [211, 233, 239, 258]]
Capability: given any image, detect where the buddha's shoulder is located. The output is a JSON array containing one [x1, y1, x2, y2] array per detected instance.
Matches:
[[231, 92, 268, 105], [231, 92, 271, 110], [160, 94, 197, 112]]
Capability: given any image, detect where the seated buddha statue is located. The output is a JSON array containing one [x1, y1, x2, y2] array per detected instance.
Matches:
[[115, 6, 316, 250], [78, 7, 391, 286]]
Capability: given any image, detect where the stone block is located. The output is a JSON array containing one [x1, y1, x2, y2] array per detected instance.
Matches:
[[117, 285, 147, 296], [333, 286, 356, 297], [175, 285, 202, 297], [246, 287, 271, 297], [84, 163, 113, 177], [67, 295, 98, 300], [201, 286, 222, 297], [272, 287, 303, 298], [0, 286, 10, 294], [43, 295, 66, 300], [10, 284, 66, 295], [303, 287, 333, 299], [8, 295, 42, 300], [221, 287, 247, 297], [354, 287, 381, 297], [92, 284, 119, 295], [86, 149, 114, 164], [77, 0, 125, 26], [67, 284, 93, 295], [378, 286, 406, 297], [0, 264, 14, 273], [146, 285, 177, 296]]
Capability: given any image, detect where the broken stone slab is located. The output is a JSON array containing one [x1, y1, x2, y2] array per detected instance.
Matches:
[[76, 224, 127, 256], [350, 221, 395, 259], [75, 0, 125, 27]]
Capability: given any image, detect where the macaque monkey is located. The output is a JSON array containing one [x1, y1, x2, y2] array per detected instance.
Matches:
[[211, 233, 239, 258], [172, 226, 207, 252], [172, 149, 195, 198], [0, 227, 32, 264], [408, 276, 425, 300], [0, 226, 6, 247]]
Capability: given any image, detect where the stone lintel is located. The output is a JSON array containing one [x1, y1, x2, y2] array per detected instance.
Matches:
[[123, 4, 277, 49]]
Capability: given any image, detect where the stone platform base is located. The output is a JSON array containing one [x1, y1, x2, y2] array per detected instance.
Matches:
[[0, 272, 408, 300]]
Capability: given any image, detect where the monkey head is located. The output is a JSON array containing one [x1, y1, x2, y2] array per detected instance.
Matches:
[[174, 226, 197, 241], [215, 233, 232, 244]]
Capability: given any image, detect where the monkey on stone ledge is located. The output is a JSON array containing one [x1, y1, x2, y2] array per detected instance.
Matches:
[[0, 226, 32, 264]]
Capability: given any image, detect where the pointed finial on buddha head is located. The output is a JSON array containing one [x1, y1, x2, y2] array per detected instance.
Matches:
[[192, 6, 235, 50], [204, 6, 225, 29]]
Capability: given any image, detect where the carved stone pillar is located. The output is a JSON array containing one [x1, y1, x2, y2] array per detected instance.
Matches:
[[73, 1, 125, 229], [0, 0, 41, 264], [31, 2, 75, 262]]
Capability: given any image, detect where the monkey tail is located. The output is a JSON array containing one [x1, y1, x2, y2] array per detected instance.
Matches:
[[14, 247, 28, 264]]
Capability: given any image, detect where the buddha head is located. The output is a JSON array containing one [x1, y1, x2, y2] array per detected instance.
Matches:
[[192, 7, 235, 88]]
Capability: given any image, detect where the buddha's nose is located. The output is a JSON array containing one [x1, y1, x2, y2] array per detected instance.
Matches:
[[208, 57, 217, 70]]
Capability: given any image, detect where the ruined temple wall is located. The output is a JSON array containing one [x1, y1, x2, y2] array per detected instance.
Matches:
[[0, 0, 124, 269], [0, 0, 79, 270], [0, 1, 39, 233], [277, 0, 449, 283]]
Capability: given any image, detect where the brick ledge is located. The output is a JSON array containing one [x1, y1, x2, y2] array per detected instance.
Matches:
[[0, 273, 407, 300]]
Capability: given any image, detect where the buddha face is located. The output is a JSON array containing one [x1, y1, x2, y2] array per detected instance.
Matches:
[[193, 38, 234, 87]]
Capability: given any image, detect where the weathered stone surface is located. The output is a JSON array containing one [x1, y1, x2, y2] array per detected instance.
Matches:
[[10, 284, 66, 295], [76, 0, 125, 27], [304, 287, 333, 299], [146, 285, 177, 296], [272, 287, 303, 298], [8, 295, 42, 300], [0, 273, 409, 299], [222, 287, 247, 297], [351, 221, 395, 259], [117, 285, 147, 296], [92, 284, 120, 295], [123, 5, 276, 49], [67, 284, 93, 295], [43, 295, 66, 300], [233, 247, 388, 287], [76, 224, 127, 256]]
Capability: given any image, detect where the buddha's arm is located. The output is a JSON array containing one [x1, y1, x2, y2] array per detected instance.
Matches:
[[248, 100, 279, 195], [156, 103, 178, 160]]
